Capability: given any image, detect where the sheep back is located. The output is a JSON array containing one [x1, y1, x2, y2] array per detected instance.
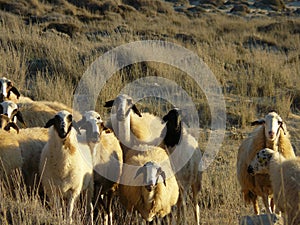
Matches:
[[17, 127, 49, 188], [93, 129, 123, 193], [0, 131, 23, 178], [270, 157, 300, 223], [130, 112, 166, 145]]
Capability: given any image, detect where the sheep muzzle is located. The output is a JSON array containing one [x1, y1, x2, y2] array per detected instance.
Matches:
[[247, 165, 255, 175]]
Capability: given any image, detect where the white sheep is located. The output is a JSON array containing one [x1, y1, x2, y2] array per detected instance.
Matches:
[[104, 94, 166, 150], [77, 110, 123, 225], [17, 97, 76, 128], [39, 110, 94, 221], [0, 100, 26, 132], [119, 145, 179, 223], [248, 148, 300, 225], [237, 111, 295, 215], [0, 77, 20, 102], [162, 108, 202, 225]]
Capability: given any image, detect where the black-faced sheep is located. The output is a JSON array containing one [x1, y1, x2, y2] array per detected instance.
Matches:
[[0, 77, 20, 102], [104, 94, 166, 150], [39, 110, 94, 221], [248, 148, 300, 225], [237, 111, 295, 215], [77, 110, 123, 225], [162, 108, 202, 225], [119, 145, 179, 223]]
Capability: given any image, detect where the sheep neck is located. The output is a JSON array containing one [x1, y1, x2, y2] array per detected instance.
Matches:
[[50, 127, 77, 156], [117, 113, 132, 147]]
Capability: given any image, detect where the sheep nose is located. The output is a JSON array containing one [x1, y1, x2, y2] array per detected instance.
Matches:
[[145, 184, 155, 192], [116, 110, 126, 121], [247, 165, 254, 175], [90, 132, 100, 143], [269, 131, 275, 138]]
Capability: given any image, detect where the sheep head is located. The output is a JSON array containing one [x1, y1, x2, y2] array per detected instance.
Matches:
[[251, 111, 286, 142], [0, 100, 26, 131], [104, 94, 142, 121], [247, 148, 276, 176], [0, 77, 20, 102], [135, 161, 167, 192], [77, 110, 104, 144], [45, 110, 81, 139], [162, 108, 182, 148], [0, 114, 19, 133]]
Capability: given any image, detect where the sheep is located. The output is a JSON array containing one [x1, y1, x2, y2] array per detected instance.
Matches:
[[162, 108, 203, 225], [0, 77, 21, 102], [0, 130, 23, 183], [39, 110, 94, 221], [0, 100, 26, 132], [77, 110, 123, 225], [248, 148, 300, 225], [119, 145, 179, 223], [17, 97, 76, 128], [237, 111, 295, 215], [104, 94, 166, 150]]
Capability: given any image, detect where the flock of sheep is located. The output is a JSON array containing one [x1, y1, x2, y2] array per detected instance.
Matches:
[[0, 76, 299, 225], [0, 77, 202, 225]]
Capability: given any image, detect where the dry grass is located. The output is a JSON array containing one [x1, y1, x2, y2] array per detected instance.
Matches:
[[0, 0, 300, 224]]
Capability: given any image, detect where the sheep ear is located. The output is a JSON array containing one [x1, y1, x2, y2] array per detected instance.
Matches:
[[157, 167, 167, 186], [45, 118, 55, 128], [104, 100, 114, 108], [76, 117, 86, 129], [162, 114, 169, 122], [15, 111, 26, 128], [134, 166, 145, 179], [251, 119, 265, 126], [72, 121, 81, 135], [132, 105, 142, 117], [8, 86, 20, 99], [279, 121, 287, 135], [100, 122, 110, 132], [5, 122, 19, 134]]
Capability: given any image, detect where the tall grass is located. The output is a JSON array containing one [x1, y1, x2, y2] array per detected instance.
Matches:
[[0, 0, 300, 224]]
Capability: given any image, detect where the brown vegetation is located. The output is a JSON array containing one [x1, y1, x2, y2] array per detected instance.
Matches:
[[0, 0, 299, 224]]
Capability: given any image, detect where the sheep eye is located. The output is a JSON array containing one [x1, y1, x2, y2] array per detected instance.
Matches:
[[67, 114, 72, 122], [97, 116, 101, 120]]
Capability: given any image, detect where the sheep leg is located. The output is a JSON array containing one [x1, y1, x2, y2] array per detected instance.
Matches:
[[192, 183, 201, 225], [106, 191, 114, 225], [249, 193, 259, 215], [262, 194, 272, 214], [67, 196, 75, 223], [176, 189, 187, 225]]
